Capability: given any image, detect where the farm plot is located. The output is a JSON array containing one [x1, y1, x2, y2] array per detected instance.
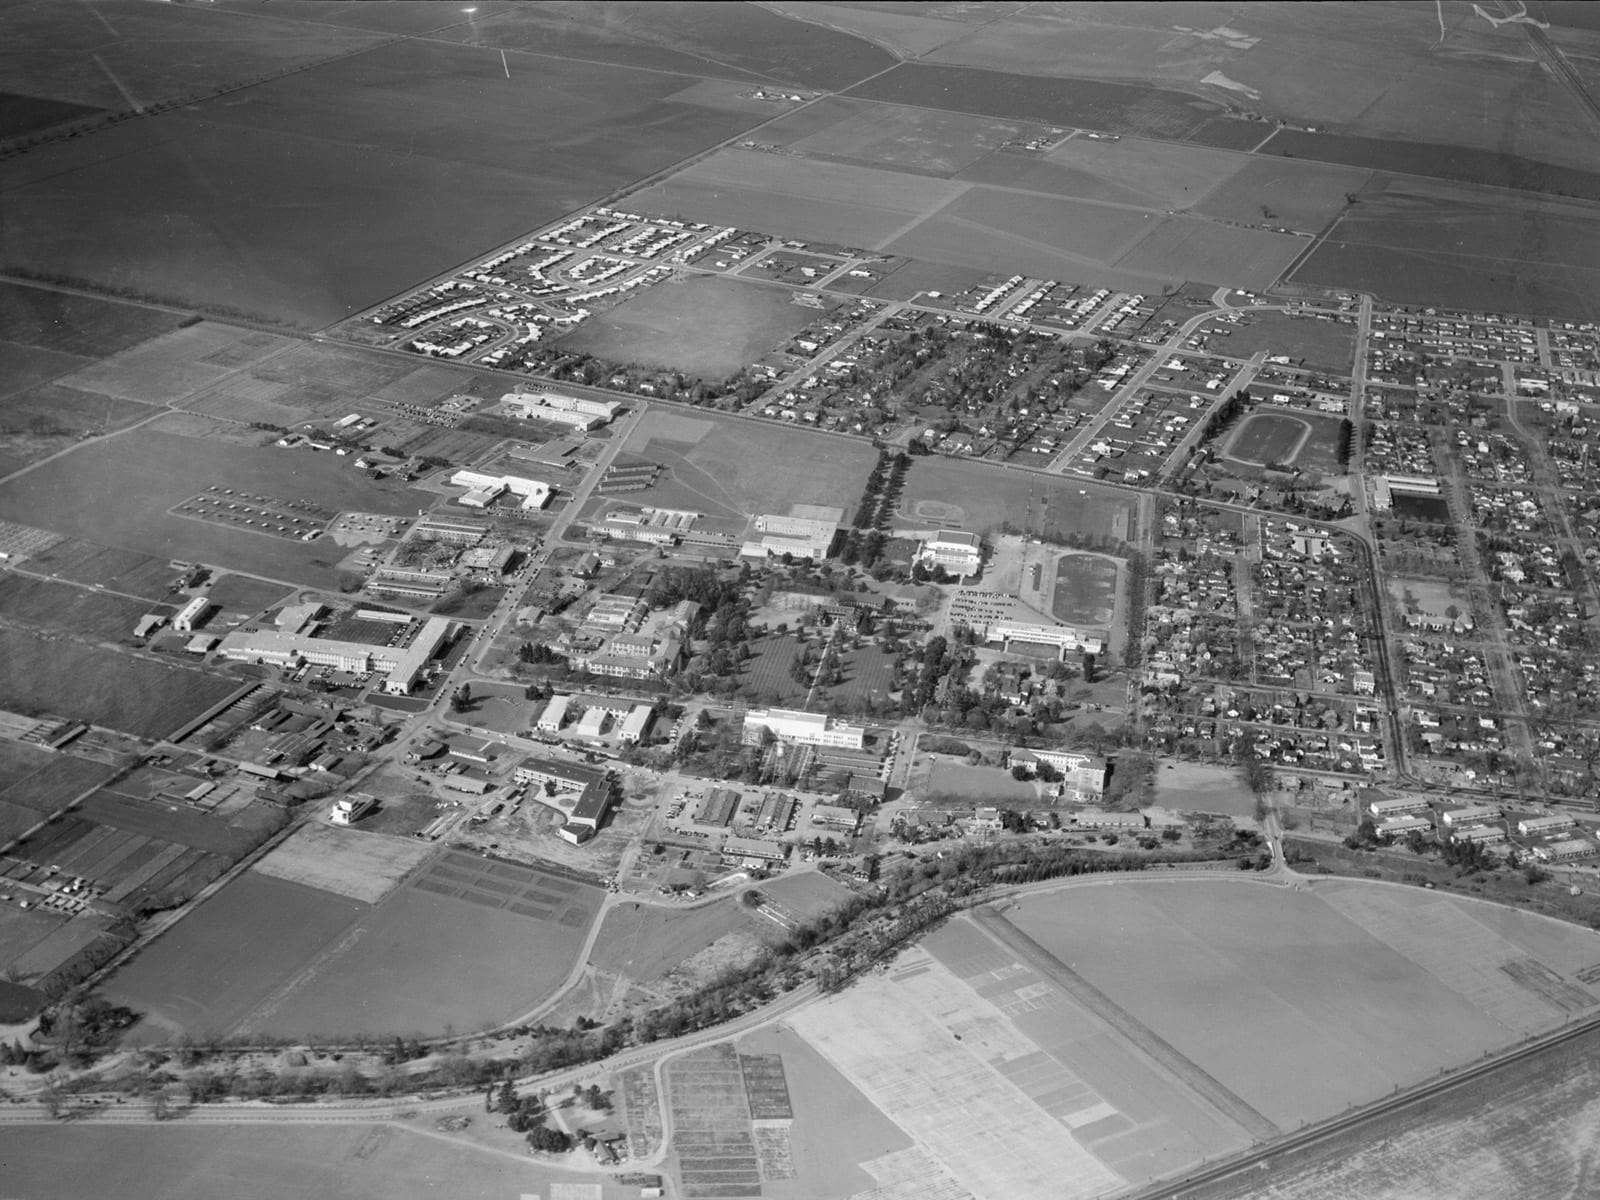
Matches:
[[0, 429, 423, 588], [1050, 552, 1119, 626], [0, 574, 150, 641], [0, 379, 159, 470], [897, 457, 1135, 545], [1006, 878, 1600, 1131], [666, 1044, 762, 1200], [555, 275, 817, 380], [618, 409, 875, 523], [252, 822, 434, 905], [0, 628, 241, 740], [0, 281, 184, 359], [0, 750, 116, 815]]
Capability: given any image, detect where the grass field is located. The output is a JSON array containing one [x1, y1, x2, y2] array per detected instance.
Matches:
[[1008, 879, 1600, 1129], [0, 1122, 627, 1200], [589, 896, 762, 986], [0, 574, 150, 640], [22, 540, 178, 601], [1051, 552, 1119, 625], [1153, 762, 1256, 819], [618, 408, 875, 522], [0, 750, 116, 814], [779, 97, 1048, 175], [0, 280, 185, 357], [1195, 158, 1370, 235], [923, 761, 1038, 805], [896, 457, 1136, 545], [1202, 310, 1357, 374], [555, 275, 817, 380], [1226, 412, 1313, 466], [0, 429, 422, 589], [1112, 216, 1304, 291], [0, 628, 240, 740]]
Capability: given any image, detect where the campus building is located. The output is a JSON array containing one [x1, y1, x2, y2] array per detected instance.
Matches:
[[742, 504, 843, 561], [741, 707, 865, 751], [986, 620, 1104, 658], [1009, 748, 1107, 801], [173, 595, 213, 634], [215, 617, 452, 694], [501, 390, 622, 429], [915, 530, 983, 579], [450, 470, 552, 511]]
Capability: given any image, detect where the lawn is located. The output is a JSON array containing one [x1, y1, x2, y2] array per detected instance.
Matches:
[[0, 751, 116, 815], [1005, 879, 1591, 1128], [0, 628, 242, 740], [555, 275, 814, 380], [922, 761, 1038, 805], [1201, 310, 1358, 374], [619, 408, 876, 522], [1225, 412, 1313, 466], [238, 822, 435, 905], [896, 457, 1136, 546]]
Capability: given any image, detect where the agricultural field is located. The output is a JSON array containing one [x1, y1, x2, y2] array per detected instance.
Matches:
[[589, 896, 766, 988], [617, 408, 876, 523], [0, 429, 422, 588], [768, 96, 1054, 175], [0, 1122, 627, 1200], [1111, 216, 1304, 292], [1050, 552, 1119, 626], [1007, 878, 1600, 1129], [896, 458, 1136, 546], [0, 35, 775, 327], [0, 574, 151, 642], [22, 540, 179, 601], [1291, 176, 1600, 321], [555, 275, 818, 380], [1195, 157, 1371, 235], [0, 628, 241, 740], [0, 747, 116, 816], [965, 135, 1244, 211]]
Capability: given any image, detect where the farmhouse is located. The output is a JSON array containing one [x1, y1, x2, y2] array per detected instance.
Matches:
[[916, 530, 983, 579], [742, 707, 865, 750]]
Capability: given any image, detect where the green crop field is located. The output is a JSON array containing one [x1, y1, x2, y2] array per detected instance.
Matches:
[[555, 275, 817, 380]]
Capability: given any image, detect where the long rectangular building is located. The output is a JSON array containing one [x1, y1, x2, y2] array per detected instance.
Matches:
[[741, 707, 865, 750], [218, 620, 454, 691], [382, 617, 454, 695]]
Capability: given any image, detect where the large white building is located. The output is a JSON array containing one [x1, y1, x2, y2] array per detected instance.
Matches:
[[501, 390, 622, 430], [450, 470, 552, 511], [215, 617, 452, 693], [987, 620, 1104, 658], [916, 530, 983, 579], [742, 707, 865, 750], [173, 595, 213, 634], [743, 504, 843, 561]]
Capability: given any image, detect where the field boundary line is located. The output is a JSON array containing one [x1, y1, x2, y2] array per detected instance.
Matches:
[[969, 903, 1282, 1142]]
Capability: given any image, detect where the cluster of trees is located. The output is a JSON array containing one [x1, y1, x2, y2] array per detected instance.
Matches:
[[849, 450, 910, 537]]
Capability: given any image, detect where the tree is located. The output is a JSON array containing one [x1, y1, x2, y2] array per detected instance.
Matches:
[[527, 1124, 573, 1154], [451, 683, 473, 713]]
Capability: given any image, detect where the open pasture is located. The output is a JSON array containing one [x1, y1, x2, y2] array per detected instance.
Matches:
[[1, 38, 769, 328], [1195, 157, 1370, 235], [0, 380, 158, 469], [897, 457, 1135, 545], [0, 429, 422, 588], [1112, 216, 1303, 291], [619, 408, 875, 523], [1291, 177, 1600, 321], [1201, 310, 1357, 374], [247, 821, 433, 905], [1225, 412, 1313, 466], [0, 749, 115, 815], [58, 322, 290, 406], [0, 628, 239, 740], [0, 280, 184, 357], [1050, 551, 1119, 626], [0, 574, 150, 641], [780, 97, 1051, 175], [556, 275, 816, 380], [756, 1, 977, 58], [1035, 136, 1243, 212], [0, 91, 102, 138], [246, 851, 603, 1038], [1008, 878, 1600, 1129]]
